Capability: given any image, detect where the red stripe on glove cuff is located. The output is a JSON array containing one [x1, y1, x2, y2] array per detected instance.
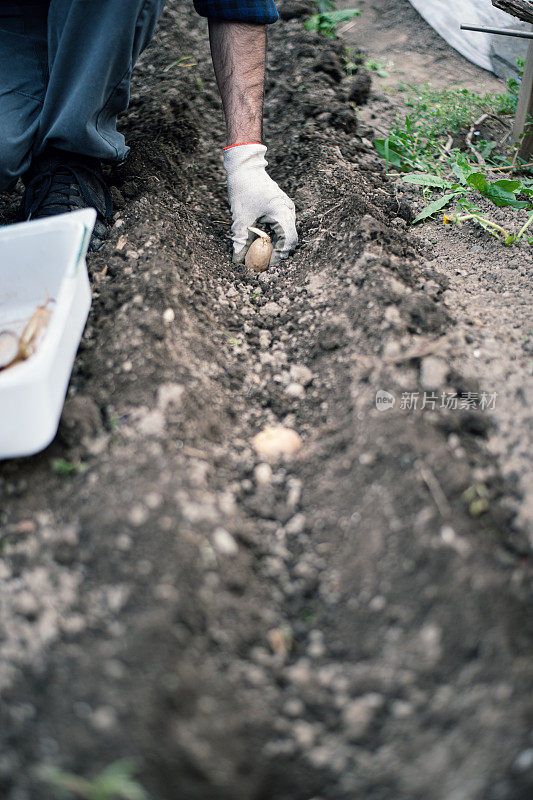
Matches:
[[222, 141, 263, 150]]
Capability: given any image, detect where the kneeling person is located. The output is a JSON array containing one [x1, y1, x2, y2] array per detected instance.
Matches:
[[0, 0, 297, 261]]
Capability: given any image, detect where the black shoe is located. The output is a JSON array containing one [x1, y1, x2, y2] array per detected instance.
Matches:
[[18, 148, 113, 251]]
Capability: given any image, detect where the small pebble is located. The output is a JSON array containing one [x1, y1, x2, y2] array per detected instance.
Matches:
[[342, 693, 384, 741], [128, 505, 149, 527], [420, 356, 448, 391], [254, 463, 273, 486], [157, 382, 184, 411], [285, 382, 305, 399], [253, 427, 303, 458], [91, 706, 117, 732], [213, 528, 238, 556], [285, 513, 306, 535], [15, 591, 39, 619], [261, 301, 281, 317], [391, 700, 413, 719], [369, 595, 386, 611], [293, 721, 317, 748], [514, 749, 533, 772], [145, 491, 163, 509], [284, 698, 305, 717], [289, 364, 313, 386]]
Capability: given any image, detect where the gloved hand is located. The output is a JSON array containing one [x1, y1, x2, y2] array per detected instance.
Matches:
[[223, 143, 297, 266]]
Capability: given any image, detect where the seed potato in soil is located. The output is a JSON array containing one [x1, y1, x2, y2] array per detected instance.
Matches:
[[0, 1, 532, 800]]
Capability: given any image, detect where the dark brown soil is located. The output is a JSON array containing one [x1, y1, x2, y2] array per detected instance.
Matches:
[[1, 2, 532, 799]]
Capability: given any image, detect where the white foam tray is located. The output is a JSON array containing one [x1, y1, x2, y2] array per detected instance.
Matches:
[[0, 209, 95, 459]]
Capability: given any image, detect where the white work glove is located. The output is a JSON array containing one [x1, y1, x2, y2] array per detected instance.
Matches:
[[223, 143, 298, 266]]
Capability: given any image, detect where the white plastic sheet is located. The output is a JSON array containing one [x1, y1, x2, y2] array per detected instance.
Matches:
[[407, 0, 528, 74]]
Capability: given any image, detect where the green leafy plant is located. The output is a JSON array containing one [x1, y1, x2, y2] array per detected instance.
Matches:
[[494, 57, 523, 115], [374, 73, 533, 243], [462, 483, 490, 517], [364, 58, 389, 78], [404, 84, 497, 136], [374, 76, 527, 175], [299, 607, 317, 625], [52, 458, 88, 478], [41, 759, 148, 800], [402, 154, 533, 240], [304, 0, 360, 38], [106, 412, 121, 432]]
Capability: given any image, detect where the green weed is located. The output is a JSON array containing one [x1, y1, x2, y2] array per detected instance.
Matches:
[[495, 58, 524, 115], [342, 46, 364, 75], [374, 72, 533, 242], [462, 483, 490, 517], [52, 459, 88, 478], [374, 84, 511, 174], [107, 412, 121, 432], [41, 759, 148, 800], [304, 0, 360, 38], [404, 155, 533, 240], [364, 58, 389, 78], [404, 84, 502, 137], [299, 607, 317, 625]]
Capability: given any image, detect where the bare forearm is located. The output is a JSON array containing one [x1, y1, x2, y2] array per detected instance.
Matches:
[[208, 19, 266, 146]]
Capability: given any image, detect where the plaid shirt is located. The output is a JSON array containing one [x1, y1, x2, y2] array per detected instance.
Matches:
[[194, 0, 279, 23]]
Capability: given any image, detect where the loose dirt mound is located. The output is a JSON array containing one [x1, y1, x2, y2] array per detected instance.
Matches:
[[1, 3, 532, 799]]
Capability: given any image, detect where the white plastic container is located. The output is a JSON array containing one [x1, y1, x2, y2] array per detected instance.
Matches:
[[0, 209, 95, 459]]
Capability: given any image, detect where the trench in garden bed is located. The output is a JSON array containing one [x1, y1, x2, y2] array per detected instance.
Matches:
[[74, 116, 530, 799], [0, 3, 532, 798]]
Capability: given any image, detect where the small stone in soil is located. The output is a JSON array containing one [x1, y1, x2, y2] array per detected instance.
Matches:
[[285, 382, 305, 399], [342, 693, 384, 741], [213, 527, 238, 556], [420, 355, 448, 390], [253, 427, 303, 458], [289, 364, 313, 386], [261, 301, 282, 318], [254, 462, 273, 485]]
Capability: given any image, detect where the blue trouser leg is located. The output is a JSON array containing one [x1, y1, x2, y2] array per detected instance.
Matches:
[[39, 0, 166, 161], [0, 5, 48, 191], [0, 0, 166, 192]]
